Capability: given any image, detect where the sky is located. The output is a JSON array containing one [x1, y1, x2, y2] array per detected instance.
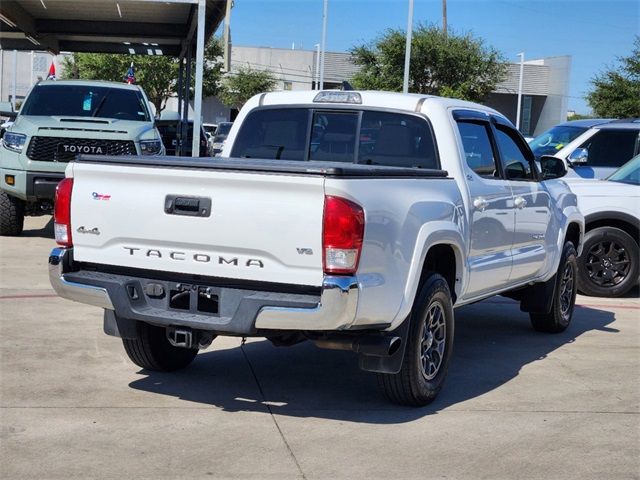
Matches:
[[221, 0, 640, 114]]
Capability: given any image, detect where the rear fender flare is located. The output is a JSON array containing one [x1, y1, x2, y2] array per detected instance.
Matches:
[[389, 221, 465, 330]]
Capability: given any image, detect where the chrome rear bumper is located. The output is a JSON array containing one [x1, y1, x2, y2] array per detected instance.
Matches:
[[48, 247, 358, 331], [48, 248, 114, 310]]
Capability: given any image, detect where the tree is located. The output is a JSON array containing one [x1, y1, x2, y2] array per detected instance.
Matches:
[[350, 24, 507, 102], [219, 67, 277, 110], [587, 36, 640, 118], [61, 39, 224, 113]]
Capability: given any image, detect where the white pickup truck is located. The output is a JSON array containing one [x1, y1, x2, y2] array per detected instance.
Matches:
[[49, 90, 583, 406]]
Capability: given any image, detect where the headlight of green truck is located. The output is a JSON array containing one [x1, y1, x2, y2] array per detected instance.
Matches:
[[2, 132, 26, 153], [139, 139, 163, 155]]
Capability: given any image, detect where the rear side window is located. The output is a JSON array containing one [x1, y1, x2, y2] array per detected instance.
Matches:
[[230, 108, 308, 160], [579, 129, 639, 167], [456, 121, 498, 178], [357, 111, 437, 169]]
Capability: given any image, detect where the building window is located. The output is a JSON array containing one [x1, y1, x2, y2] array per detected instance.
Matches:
[[283, 81, 293, 91]]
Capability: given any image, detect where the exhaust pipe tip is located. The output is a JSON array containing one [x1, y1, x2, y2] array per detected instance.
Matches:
[[387, 336, 402, 356], [354, 336, 402, 357], [313, 335, 402, 357]]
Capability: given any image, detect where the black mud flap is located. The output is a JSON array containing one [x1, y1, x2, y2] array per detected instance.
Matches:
[[358, 315, 411, 374], [103, 310, 139, 339], [519, 273, 557, 314]]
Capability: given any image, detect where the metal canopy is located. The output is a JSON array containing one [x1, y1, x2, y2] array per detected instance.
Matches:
[[0, 0, 225, 58], [0, 0, 227, 158]]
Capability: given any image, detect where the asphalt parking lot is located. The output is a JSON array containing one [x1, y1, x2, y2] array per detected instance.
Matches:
[[1, 215, 639, 480]]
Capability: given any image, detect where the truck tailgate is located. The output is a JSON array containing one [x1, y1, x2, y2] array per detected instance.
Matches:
[[69, 162, 325, 286]]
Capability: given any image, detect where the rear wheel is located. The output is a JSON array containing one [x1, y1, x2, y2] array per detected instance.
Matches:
[[578, 227, 638, 298], [530, 241, 577, 333], [0, 191, 25, 236], [122, 322, 198, 371], [377, 273, 454, 406]]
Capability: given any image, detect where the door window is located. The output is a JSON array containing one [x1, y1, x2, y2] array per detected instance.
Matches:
[[579, 129, 639, 167], [456, 121, 498, 179], [494, 126, 536, 181]]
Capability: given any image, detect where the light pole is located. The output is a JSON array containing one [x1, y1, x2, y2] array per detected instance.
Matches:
[[223, 0, 232, 72], [442, 0, 447, 37], [314, 43, 321, 90], [516, 52, 525, 131], [403, 0, 414, 94], [319, 0, 328, 90]]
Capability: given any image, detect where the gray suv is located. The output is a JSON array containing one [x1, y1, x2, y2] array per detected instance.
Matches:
[[530, 119, 640, 179], [0, 80, 163, 235]]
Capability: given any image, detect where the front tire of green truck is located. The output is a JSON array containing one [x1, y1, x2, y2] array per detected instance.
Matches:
[[0, 191, 25, 236], [377, 273, 454, 407], [122, 322, 198, 372]]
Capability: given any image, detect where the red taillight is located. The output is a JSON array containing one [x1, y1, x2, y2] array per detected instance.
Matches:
[[54, 178, 73, 247], [322, 196, 365, 275]]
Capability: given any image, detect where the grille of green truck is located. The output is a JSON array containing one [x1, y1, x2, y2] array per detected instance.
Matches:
[[26, 137, 137, 162]]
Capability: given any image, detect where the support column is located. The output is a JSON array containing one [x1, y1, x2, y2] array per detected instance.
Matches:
[[180, 46, 192, 156], [191, 0, 206, 157]]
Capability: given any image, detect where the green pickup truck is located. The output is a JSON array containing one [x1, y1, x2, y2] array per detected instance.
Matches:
[[0, 80, 164, 235]]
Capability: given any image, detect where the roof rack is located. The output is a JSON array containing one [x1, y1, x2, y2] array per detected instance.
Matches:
[[608, 118, 640, 123]]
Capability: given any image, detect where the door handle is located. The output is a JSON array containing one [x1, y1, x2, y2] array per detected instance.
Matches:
[[473, 197, 489, 211], [514, 197, 528, 209]]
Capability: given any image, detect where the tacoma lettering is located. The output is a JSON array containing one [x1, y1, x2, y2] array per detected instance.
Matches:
[[122, 247, 263, 268]]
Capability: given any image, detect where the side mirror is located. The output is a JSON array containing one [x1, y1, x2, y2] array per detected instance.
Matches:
[[540, 155, 568, 180], [567, 147, 588, 165]]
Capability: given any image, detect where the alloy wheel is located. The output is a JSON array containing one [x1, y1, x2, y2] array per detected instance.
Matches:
[[585, 241, 631, 288], [420, 302, 446, 381]]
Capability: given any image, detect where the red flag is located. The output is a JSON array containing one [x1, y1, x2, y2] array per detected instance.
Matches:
[[47, 62, 56, 80]]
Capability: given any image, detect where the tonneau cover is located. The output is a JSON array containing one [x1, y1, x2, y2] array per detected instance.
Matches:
[[76, 154, 449, 178]]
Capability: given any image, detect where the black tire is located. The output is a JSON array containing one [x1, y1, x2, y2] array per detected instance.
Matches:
[[530, 241, 578, 333], [0, 191, 25, 236], [577, 227, 639, 298], [122, 322, 198, 372], [377, 273, 454, 407]]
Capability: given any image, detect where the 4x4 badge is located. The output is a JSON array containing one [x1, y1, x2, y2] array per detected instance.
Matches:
[[77, 226, 100, 235]]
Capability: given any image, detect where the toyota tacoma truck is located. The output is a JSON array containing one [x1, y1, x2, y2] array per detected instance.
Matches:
[[49, 90, 583, 406], [0, 80, 164, 236]]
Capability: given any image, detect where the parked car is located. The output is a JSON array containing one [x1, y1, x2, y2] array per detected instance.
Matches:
[[210, 121, 233, 155], [202, 123, 217, 139], [530, 119, 640, 179], [564, 155, 640, 297], [0, 80, 163, 236], [155, 114, 209, 157], [49, 90, 582, 407]]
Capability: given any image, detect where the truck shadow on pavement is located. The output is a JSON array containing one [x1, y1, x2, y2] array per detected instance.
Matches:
[[21, 216, 53, 238], [128, 300, 617, 423]]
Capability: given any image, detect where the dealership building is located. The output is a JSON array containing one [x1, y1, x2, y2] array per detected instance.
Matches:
[[1, 46, 570, 136]]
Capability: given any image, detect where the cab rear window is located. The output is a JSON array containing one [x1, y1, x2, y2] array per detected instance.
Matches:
[[230, 107, 439, 169]]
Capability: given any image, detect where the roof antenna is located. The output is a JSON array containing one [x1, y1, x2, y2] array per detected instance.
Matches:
[[341, 81, 354, 91]]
